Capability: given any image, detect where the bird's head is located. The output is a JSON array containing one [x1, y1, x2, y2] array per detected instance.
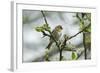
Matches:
[[55, 25, 63, 32]]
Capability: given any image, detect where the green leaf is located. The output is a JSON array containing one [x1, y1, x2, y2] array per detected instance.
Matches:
[[42, 24, 51, 31], [35, 23, 51, 33], [43, 24, 48, 27], [35, 27, 44, 32], [72, 52, 77, 60]]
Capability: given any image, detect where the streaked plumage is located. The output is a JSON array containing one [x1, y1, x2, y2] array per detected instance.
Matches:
[[46, 25, 63, 49]]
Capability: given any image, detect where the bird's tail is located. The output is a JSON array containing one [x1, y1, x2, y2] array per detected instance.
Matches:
[[46, 42, 52, 49]]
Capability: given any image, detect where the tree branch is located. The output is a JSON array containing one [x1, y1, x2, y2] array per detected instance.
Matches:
[[68, 24, 90, 41], [41, 11, 60, 50], [76, 50, 84, 60], [41, 11, 48, 24], [59, 35, 68, 60], [40, 11, 90, 61], [41, 11, 61, 61], [42, 31, 50, 37], [32, 47, 77, 62]]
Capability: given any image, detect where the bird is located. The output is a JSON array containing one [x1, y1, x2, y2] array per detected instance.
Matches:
[[46, 25, 63, 49]]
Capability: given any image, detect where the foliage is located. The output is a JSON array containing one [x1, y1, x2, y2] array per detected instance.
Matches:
[[72, 52, 77, 60], [75, 13, 91, 59], [76, 13, 91, 33], [35, 24, 51, 32]]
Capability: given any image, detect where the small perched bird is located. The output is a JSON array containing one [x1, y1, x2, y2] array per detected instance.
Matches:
[[46, 25, 63, 49]]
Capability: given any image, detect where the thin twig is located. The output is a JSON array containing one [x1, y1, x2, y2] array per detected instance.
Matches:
[[41, 11, 48, 24], [41, 11, 60, 50], [42, 31, 50, 37], [32, 47, 77, 62], [49, 31, 61, 50], [41, 11, 61, 61], [68, 24, 90, 41], [59, 35, 67, 60], [76, 50, 84, 60]]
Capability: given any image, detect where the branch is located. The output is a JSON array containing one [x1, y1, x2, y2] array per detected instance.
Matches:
[[68, 24, 90, 41], [40, 11, 91, 61], [41, 11, 60, 50], [59, 35, 68, 60], [41, 11, 48, 24], [76, 13, 82, 21], [32, 47, 77, 62], [49, 31, 61, 50], [83, 33, 87, 59], [76, 50, 84, 60], [41, 11, 61, 61], [75, 13, 91, 60], [76, 48, 90, 60], [42, 31, 50, 37]]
